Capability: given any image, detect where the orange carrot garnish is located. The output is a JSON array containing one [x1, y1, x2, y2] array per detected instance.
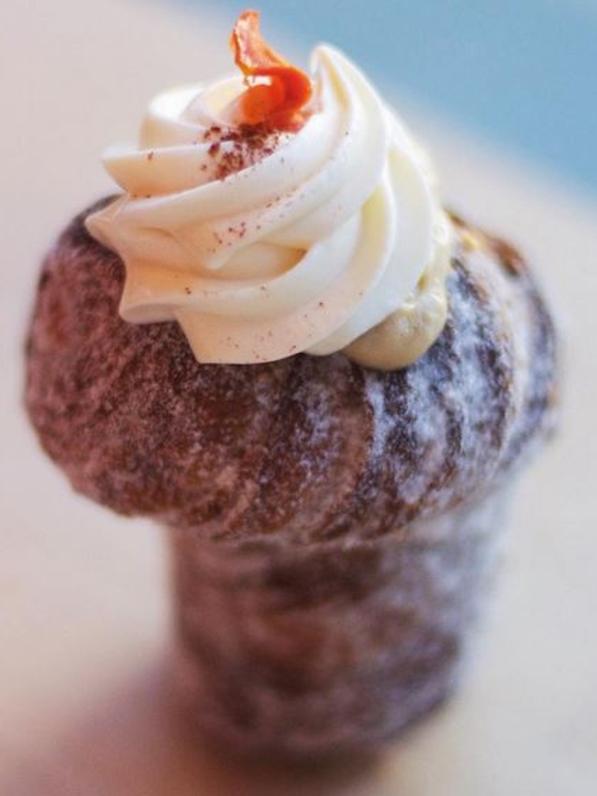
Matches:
[[229, 10, 312, 130]]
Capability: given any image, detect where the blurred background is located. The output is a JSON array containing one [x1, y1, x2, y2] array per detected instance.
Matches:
[[182, 0, 597, 193], [2, 1, 596, 794]]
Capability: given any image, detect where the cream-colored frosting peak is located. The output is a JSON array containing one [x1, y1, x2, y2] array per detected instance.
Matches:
[[86, 45, 451, 368]]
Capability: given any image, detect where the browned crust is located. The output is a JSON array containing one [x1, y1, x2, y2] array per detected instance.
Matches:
[[24, 199, 558, 544]]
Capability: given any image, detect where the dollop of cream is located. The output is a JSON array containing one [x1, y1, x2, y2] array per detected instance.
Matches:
[[86, 45, 451, 368]]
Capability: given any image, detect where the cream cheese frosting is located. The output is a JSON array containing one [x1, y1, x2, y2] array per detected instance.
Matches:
[[86, 44, 451, 369]]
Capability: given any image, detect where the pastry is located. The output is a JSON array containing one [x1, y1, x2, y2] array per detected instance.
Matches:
[[25, 11, 558, 756]]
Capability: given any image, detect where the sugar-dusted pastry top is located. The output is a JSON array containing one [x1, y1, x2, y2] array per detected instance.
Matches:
[[85, 11, 450, 370], [25, 200, 557, 543]]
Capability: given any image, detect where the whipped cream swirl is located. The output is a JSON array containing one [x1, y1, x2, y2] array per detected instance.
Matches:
[[86, 45, 451, 368]]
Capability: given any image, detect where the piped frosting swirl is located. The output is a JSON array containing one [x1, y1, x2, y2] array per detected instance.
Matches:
[[86, 29, 451, 368]]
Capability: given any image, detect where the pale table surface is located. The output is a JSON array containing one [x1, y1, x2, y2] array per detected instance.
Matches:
[[2, 1, 596, 793]]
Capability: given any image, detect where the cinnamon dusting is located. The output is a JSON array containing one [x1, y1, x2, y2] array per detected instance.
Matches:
[[203, 121, 282, 180]]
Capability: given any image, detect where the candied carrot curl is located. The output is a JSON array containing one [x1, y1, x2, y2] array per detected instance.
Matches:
[[229, 10, 312, 130]]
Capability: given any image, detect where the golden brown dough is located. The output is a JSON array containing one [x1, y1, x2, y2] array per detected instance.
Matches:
[[25, 200, 557, 543], [24, 200, 558, 755]]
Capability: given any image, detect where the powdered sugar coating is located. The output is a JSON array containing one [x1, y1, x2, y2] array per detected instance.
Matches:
[[24, 200, 559, 756], [25, 200, 557, 545]]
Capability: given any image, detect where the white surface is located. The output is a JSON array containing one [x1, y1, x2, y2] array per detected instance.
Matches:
[[1, 1, 596, 793]]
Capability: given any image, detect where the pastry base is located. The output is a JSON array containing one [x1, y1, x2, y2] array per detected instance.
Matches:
[[169, 488, 508, 758]]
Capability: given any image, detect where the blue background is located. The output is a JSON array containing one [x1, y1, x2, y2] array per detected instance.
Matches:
[[177, 0, 597, 193]]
